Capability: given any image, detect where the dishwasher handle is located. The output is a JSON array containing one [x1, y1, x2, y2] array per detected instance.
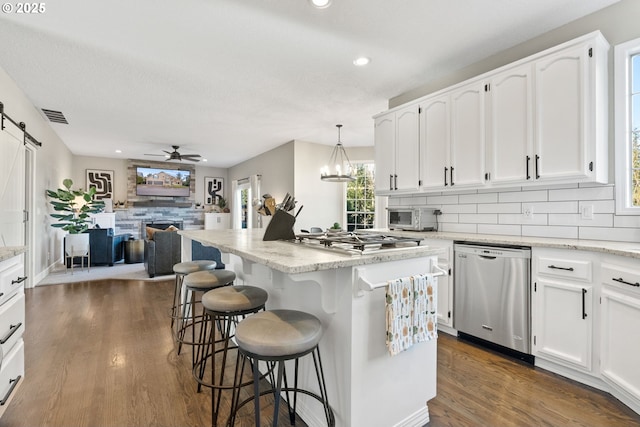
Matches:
[[479, 255, 497, 260]]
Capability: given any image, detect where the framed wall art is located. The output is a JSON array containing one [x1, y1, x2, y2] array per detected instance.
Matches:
[[204, 177, 224, 205], [86, 169, 114, 200]]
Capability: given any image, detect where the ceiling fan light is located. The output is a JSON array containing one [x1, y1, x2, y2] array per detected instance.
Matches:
[[353, 57, 370, 66]]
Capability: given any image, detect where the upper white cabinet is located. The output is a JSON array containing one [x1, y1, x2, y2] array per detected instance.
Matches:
[[533, 36, 608, 184], [376, 31, 609, 194], [374, 103, 420, 193], [485, 63, 533, 185]]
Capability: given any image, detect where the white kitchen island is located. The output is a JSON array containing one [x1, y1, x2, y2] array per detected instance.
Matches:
[[179, 228, 444, 427]]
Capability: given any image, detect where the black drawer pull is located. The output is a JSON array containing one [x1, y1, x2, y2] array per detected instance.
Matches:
[[581, 288, 587, 320], [0, 376, 21, 405], [548, 265, 574, 271], [0, 323, 22, 345], [11, 276, 27, 285], [612, 277, 640, 287]]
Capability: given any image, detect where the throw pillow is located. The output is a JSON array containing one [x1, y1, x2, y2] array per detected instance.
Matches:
[[146, 226, 164, 240], [166, 225, 179, 232]]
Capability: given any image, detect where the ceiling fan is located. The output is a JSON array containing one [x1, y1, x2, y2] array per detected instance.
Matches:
[[144, 145, 201, 162]]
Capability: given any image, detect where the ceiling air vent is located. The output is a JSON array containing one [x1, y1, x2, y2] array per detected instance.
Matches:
[[41, 108, 68, 124]]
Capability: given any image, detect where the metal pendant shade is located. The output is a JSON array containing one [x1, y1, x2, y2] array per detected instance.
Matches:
[[320, 124, 355, 182]]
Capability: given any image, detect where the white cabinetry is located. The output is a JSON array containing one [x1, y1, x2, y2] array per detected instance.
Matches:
[[374, 103, 420, 193], [204, 212, 230, 230], [485, 63, 533, 185], [0, 254, 25, 418], [89, 212, 116, 229], [423, 239, 453, 331], [419, 94, 450, 189], [533, 34, 608, 184], [600, 257, 640, 414], [532, 249, 594, 374]]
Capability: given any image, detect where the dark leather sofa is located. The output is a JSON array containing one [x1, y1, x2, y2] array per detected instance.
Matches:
[[144, 226, 181, 278]]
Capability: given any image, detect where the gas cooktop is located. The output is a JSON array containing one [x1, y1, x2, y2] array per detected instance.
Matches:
[[294, 231, 425, 255]]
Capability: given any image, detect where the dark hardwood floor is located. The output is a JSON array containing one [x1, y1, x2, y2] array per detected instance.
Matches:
[[2, 278, 639, 426]]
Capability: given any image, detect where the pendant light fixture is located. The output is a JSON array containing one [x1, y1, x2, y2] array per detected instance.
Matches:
[[320, 124, 356, 182]]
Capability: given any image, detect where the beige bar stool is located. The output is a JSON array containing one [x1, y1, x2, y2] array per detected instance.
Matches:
[[171, 260, 218, 333], [195, 285, 269, 427], [233, 309, 334, 427], [177, 269, 236, 363]]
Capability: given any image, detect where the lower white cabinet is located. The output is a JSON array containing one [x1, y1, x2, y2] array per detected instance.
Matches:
[[600, 259, 640, 414], [204, 213, 230, 230], [532, 249, 594, 373], [0, 255, 25, 418]]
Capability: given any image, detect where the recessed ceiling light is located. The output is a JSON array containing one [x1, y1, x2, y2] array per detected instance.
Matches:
[[115, 149, 122, 153], [353, 57, 370, 66], [202, 158, 208, 162], [309, 0, 331, 9]]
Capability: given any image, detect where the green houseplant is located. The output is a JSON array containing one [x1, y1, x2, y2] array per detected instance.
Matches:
[[47, 178, 105, 234]]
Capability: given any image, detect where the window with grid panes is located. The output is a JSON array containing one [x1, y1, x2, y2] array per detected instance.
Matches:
[[346, 163, 375, 231]]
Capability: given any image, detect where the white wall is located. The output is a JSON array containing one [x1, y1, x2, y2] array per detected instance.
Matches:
[[0, 65, 75, 284]]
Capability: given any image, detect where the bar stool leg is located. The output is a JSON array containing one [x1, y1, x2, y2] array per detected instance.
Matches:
[[252, 356, 262, 427]]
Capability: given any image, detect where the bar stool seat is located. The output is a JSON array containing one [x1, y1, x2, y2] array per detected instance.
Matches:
[[234, 309, 334, 427], [171, 260, 217, 333], [176, 269, 236, 359], [195, 286, 269, 426]]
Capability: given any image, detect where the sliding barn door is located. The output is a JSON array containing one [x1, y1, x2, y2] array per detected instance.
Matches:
[[0, 119, 26, 247]]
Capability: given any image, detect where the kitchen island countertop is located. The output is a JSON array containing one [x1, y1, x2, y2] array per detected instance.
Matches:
[[179, 228, 444, 274], [0, 246, 27, 263]]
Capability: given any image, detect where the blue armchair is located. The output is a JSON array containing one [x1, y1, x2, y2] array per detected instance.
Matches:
[[87, 228, 132, 266]]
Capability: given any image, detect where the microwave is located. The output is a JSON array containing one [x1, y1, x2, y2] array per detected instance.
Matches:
[[387, 207, 438, 231]]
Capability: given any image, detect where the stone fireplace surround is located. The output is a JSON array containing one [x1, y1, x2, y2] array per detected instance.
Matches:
[[114, 206, 206, 240]]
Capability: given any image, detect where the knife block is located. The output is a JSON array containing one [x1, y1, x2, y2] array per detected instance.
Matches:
[[263, 210, 296, 241]]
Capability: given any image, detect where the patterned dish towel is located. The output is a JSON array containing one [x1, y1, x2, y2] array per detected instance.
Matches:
[[385, 273, 438, 356]]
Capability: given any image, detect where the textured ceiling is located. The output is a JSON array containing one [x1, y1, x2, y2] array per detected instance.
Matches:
[[0, 0, 619, 167]]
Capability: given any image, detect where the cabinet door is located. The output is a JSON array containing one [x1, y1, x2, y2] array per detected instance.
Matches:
[[534, 44, 590, 181], [0, 121, 25, 247], [374, 114, 395, 193], [600, 287, 640, 403], [420, 94, 450, 190], [486, 64, 533, 185], [533, 278, 592, 371], [450, 83, 485, 187], [394, 105, 420, 191]]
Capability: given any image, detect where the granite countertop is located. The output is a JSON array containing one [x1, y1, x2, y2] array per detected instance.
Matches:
[[0, 246, 27, 263], [179, 229, 444, 274], [374, 229, 640, 259]]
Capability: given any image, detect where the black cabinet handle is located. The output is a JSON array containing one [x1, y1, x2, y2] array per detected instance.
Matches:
[[548, 265, 574, 271], [450, 166, 455, 186], [526, 156, 531, 180], [394, 174, 398, 190], [389, 174, 393, 191], [0, 376, 21, 405], [444, 167, 448, 186], [612, 277, 640, 287], [0, 322, 22, 345], [581, 288, 587, 319], [11, 276, 27, 285], [535, 155, 540, 179]]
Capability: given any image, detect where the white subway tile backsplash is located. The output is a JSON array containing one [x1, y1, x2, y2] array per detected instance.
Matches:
[[459, 213, 498, 224], [410, 196, 427, 205], [459, 193, 498, 204], [579, 227, 640, 242], [523, 201, 578, 214], [441, 223, 477, 233], [580, 200, 615, 214], [477, 224, 522, 236], [442, 204, 477, 214], [438, 213, 459, 223], [499, 213, 547, 225], [613, 215, 640, 228], [426, 195, 459, 205], [548, 186, 614, 201], [388, 198, 401, 206], [549, 213, 614, 227], [499, 190, 548, 203], [477, 203, 521, 214], [522, 225, 579, 239]]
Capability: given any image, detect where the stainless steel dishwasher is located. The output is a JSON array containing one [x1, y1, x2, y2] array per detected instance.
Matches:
[[454, 243, 532, 356]]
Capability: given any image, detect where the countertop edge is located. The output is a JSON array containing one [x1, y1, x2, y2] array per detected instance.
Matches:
[[0, 246, 27, 263]]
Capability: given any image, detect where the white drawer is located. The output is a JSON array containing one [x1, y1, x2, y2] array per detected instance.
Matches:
[[0, 292, 24, 357], [0, 339, 23, 411], [536, 256, 592, 282], [602, 263, 640, 296], [0, 262, 25, 306]]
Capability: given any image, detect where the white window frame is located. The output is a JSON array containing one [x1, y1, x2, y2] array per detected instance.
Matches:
[[615, 37, 640, 215]]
